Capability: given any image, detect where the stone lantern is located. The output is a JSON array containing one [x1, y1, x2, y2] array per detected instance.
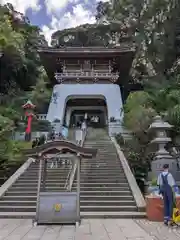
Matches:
[[149, 115, 178, 179]]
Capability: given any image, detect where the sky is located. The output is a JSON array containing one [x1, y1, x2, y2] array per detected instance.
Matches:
[[0, 0, 108, 45]]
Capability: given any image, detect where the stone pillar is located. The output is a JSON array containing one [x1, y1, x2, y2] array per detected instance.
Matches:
[[65, 107, 71, 127], [149, 115, 178, 179]]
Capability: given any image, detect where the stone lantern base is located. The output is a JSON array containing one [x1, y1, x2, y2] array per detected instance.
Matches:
[[151, 155, 178, 180]]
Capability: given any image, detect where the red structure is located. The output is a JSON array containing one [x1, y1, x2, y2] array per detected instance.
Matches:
[[22, 100, 36, 141]]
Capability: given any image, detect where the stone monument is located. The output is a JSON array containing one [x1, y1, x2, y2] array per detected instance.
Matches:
[[149, 115, 178, 180]]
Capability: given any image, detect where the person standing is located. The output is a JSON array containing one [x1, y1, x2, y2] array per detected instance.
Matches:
[[61, 125, 68, 139], [75, 126, 81, 145], [157, 164, 176, 225], [81, 120, 86, 133]]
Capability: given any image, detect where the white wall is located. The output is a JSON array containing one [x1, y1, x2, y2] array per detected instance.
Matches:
[[46, 84, 123, 126]]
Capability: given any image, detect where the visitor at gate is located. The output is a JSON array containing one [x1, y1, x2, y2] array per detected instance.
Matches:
[[84, 112, 88, 120], [75, 126, 82, 145], [81, 120, 86, 132], [61, 125, 68, 139], [157, 164, 177, 225], [32, 138, 38, 148]]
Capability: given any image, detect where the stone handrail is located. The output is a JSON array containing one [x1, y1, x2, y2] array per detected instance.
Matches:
[[66, 128, 87, 191], [111, 137, 146, 211], [0, 158, 34, 198]]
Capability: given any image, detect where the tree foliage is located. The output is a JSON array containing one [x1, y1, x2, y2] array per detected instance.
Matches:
[[51, 23, 132, 47], [96, 0, 180, 81], [94, 0, 180, 178], [0, 3, 50, 173]]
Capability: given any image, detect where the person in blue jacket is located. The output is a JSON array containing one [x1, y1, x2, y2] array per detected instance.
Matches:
[[157, 164, 176, 225]]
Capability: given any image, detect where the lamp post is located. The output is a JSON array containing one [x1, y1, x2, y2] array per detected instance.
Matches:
[[22, 100, 36, 141]]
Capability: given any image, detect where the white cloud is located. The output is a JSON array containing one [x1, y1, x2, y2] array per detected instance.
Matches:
[[45, 0, 69, 14], [45, 0, 81, 14], [0, 0, 41, 14], [42, 3, 96, 45]]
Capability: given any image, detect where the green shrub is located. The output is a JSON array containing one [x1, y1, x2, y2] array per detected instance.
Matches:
[[151, 178, 157, 186]]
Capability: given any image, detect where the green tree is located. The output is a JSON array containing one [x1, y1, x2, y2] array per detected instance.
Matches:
[[0, 3, 50, 173], [96, 0, 180, 82]]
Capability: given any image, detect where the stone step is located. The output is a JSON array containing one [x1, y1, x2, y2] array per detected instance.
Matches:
[[0, 212, 35, 219], [0, 203, 137, 213], [79, 179, 128, 183], [26, 169, 124, 173], [2, 195, 134, 201], [19, 174, 68, 181], [29, 166, 71, 169], [15, 179, 68, 183], [5, 190, 132, 196], [75, 182, 129, 187], [80, 172, 126, 176], [88, 156, 119, 159], [0, 199, 135, 207], [10, 186, 130, 191], [14, 181, 129, 187], [79, 186, 130, 191], [0, 201, 36, 206], [7, 187, 67, 191], [0, 205, 35, 212], [80, 170, 124, 173], [0, 211, 146, 219], [81, 170, 124, 174], [12, 183, 67, 187], [78, 176, 127, 180], [18, 175, 127, 181], [22, 172, 70, 176], [81, 164, 121, 167], [81, 205, 137, 212], [80, 191, 132, 196], [28, 166, 122, 170], [85, 147, 116, 150], [6, 186, 131, 193], [80, 200, 136, 206], [27, 168, 71, 171], [81, 211, 146, 219]]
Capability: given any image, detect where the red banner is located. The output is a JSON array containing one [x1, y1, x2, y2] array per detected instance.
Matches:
[[25, 115, 32, 133]]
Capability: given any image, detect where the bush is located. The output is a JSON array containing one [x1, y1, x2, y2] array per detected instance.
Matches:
[[123, 91, 156, 134], [151, 178, 157, 186]]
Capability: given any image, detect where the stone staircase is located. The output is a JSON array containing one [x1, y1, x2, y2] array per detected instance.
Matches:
[[0, 127, 145, 218], [72, 128, 145, 218], [0, 161, 72, 218], [0, 129, 76, 218]]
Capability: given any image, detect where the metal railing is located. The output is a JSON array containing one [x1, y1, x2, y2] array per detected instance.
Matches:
[[55, 71, 119, 80], [65, 128, 87, 191]]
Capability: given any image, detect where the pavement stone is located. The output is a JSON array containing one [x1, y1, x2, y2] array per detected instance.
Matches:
[[0, 219, 180, 240], [135, 219, 180, 240]]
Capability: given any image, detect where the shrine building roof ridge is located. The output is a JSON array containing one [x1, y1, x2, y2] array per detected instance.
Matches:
[[38, 45, 136, 54], [23, 140, 97, 159]]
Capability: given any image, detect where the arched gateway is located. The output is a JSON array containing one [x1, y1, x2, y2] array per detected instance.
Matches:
[[38, 46, 135, 135], [25, 140, 97, 225], [47, 84, 123, 129]]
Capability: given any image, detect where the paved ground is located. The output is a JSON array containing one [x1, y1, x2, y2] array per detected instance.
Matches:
[[0, 219, 180, 240]]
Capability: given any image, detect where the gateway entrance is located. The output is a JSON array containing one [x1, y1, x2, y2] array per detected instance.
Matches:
[[64, 98, 108, 128], [70, 109, 106, 128]]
